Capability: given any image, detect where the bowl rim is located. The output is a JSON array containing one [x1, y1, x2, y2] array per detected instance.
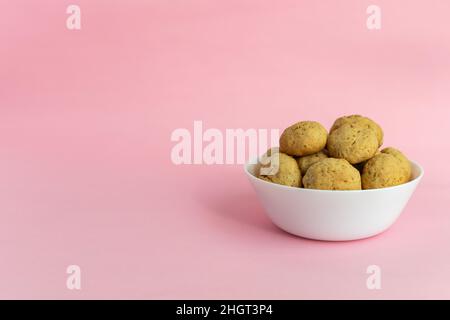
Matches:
[[244, 159, 424, 193]]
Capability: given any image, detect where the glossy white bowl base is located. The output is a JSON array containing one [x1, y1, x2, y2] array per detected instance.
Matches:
[[244, 160, 424, 241]]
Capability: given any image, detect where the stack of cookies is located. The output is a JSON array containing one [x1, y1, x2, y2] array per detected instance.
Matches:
[[258, 115, 411, 190]]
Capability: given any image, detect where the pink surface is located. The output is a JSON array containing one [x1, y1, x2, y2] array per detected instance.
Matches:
[[1, 0, 450, 299]]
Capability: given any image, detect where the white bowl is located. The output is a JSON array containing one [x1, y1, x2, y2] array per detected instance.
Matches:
[[244, 160, 424, 241]]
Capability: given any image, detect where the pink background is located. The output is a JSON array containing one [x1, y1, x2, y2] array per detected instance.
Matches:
[[1, 0, 450, 299]]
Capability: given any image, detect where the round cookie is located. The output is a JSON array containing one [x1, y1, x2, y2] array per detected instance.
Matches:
[[279, 121, 328, 156], [302, 158, 361, 190], [327, 122, 379, 164], [296, 150, 328, 175], [361, 153, 409, 189], [258, 148, 301, 187], [330, 115, 383, 146], [381, 147, 411, 182]]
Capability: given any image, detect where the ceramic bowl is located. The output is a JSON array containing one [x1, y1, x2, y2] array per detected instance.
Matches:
[[244, 160, 424, 241]]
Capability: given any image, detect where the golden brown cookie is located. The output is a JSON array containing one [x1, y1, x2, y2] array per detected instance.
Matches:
[[327, 122, 379, 164], [330, 115, 383, 146], [381, 147, 411, 182], [279, 121, 328, 156], [302, 158, 361, 190], [361, 153, 409, 189], [296, 150, 328, 175], [258, 148, 301, 187]]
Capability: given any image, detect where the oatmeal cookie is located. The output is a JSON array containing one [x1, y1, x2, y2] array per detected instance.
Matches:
[[381, 147, 411, 182], [296, 150, 328, 175], [258, 148, 301, 187], [302, 158, 361, 190], [327, 122, 379, 164], [330, 115, 383, 146], [279, 121, 328, 156], [361, 153, 409, 189]]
